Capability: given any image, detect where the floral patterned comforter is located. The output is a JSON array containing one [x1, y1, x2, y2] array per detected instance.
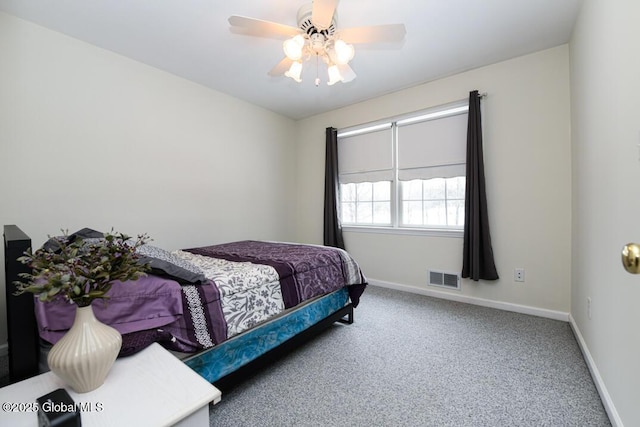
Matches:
[[160, 241, 367, 353]]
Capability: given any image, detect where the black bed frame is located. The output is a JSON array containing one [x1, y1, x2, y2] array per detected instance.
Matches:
[[3, 225, 353, 389], [3, 225, 39, 383]]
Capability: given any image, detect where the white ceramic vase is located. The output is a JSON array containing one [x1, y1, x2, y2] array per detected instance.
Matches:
[[47, 305, 122, 393]]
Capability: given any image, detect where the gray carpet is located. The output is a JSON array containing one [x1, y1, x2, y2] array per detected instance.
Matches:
[[208, 285, 610, 427], [0, 286, 610, 426]]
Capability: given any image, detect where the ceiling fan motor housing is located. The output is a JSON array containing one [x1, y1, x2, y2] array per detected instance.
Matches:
[[297, 3, 336, 39]]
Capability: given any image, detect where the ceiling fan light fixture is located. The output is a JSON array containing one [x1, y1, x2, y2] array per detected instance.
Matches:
[[327, 64, 343, 85], [333, 39, 355, 65], [283, 35, 305, 61], [285, 61, 303, 82], [337, 63, 356, 83], [230, 1, 406, 87]]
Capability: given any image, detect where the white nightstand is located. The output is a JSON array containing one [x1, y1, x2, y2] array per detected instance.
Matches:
[[0, 343, 221, 426]]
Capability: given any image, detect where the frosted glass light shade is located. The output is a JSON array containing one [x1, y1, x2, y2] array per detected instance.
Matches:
[[327, 65, 343, 86], [283, 35, 305, 61], [285, 61, 303, 82], [333, 40, 355, 65]]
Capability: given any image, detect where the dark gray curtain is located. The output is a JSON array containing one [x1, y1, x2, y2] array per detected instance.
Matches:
[[323, 127, 345, 249], [462, 91, 498, 281]]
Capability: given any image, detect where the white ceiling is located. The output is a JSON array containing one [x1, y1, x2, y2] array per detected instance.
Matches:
[[0, 0, 582, 120]]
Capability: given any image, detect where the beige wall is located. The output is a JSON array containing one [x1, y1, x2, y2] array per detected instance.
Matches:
[[3, 3, 638, 423], [0, 13, 297, 344], [295, 46, 572, 315], [570, 0, 640, 425]]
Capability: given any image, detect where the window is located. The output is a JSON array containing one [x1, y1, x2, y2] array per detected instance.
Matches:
[[337, 101, 468, 232], [401, 177, 465, 227], [340, 181, 391, 225]]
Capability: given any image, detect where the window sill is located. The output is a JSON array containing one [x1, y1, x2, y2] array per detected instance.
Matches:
[[341, 226, 464, 238]]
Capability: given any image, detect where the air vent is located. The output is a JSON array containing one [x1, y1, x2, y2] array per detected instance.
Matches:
[[428, 270, 461, 290]]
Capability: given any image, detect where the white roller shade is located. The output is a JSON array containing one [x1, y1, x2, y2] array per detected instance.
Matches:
[[338, 125, 393, 184], [397, 112, 468, 180], [399, 163, 466, 181]]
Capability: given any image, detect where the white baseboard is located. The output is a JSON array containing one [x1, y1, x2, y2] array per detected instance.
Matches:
[[0, 343, 7, 357], [368, 279, 570, 321], [569, 315, 623, 427]]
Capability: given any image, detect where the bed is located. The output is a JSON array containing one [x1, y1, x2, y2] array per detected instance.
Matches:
[[3, 225, 366, 389]]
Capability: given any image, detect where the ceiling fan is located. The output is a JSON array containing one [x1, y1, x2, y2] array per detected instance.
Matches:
[[228, 0, 406, 86]]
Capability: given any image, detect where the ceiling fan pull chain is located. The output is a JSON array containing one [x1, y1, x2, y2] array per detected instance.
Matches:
[[315, 54, 321, 87]]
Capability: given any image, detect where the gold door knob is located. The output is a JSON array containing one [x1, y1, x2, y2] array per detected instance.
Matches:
[[622, 243, 640, 274]]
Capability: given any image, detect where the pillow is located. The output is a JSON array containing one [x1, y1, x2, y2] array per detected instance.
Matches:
[[41, 227, 104, 252], [40, 229, 206, 285], [34, 274, 184, 345], [136, 245, 207, 285]]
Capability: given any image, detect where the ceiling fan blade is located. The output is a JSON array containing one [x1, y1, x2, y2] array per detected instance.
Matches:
[[337, 64, 356, 83], [268, 57, 293, 77], [312, 0, 339, 30], [337, 24, 406, 44], [229, 15, 301, 39]]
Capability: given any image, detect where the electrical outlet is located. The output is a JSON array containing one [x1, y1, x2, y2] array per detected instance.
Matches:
[[587, 297, 592, 320], [514, 268, 525, 282]]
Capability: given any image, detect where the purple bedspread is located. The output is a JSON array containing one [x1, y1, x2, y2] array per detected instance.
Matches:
[[35, 240, 367, 356], [186, 240, 365, 308], [34, 275, 184, 345]]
